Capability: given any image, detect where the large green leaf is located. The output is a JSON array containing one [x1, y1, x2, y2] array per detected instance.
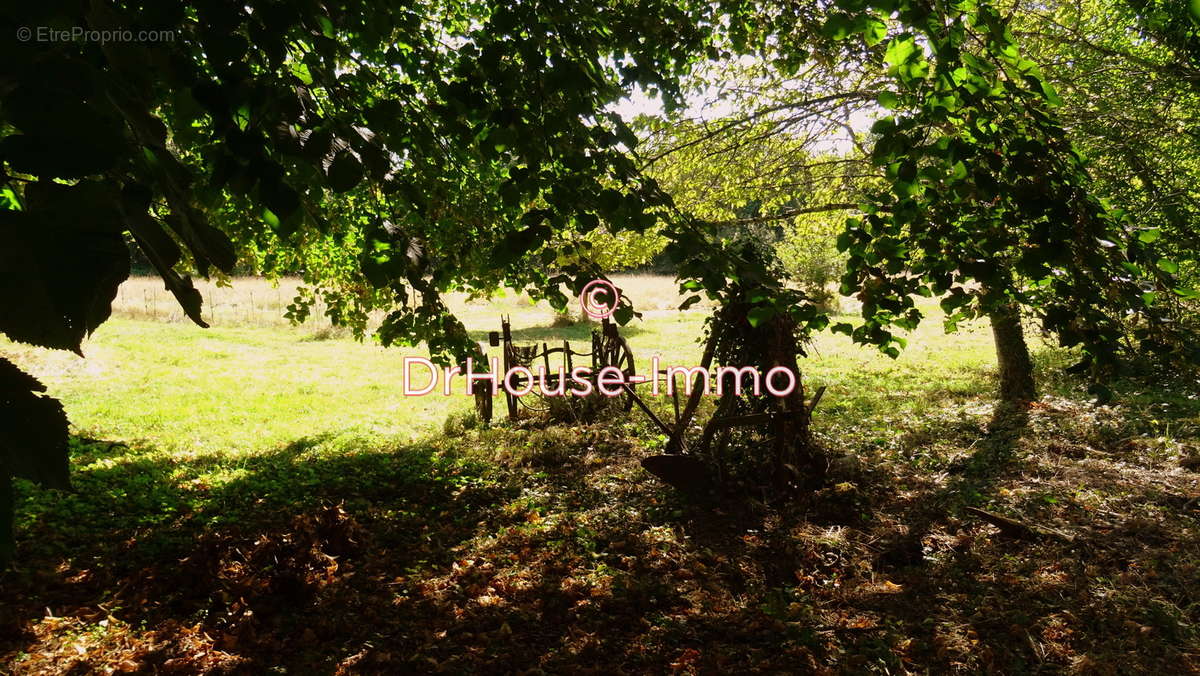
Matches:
[[0, 209, 130, 353], [328, 151, 364, 193], [0, 358, 70, 490], [0, 359, 70, 569]]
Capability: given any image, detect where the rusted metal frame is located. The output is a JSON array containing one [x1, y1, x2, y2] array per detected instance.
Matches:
[[619, 382, 677, 441], [666, 324, 721, 454]]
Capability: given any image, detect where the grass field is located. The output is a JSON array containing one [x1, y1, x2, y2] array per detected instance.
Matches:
[[3, 274, 1001, 453], [2, 275, 1198, 673]]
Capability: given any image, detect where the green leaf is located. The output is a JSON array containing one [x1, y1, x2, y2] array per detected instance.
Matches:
[[0, 358, 70, 490], [328, 151, 364, 193], [262, 207, 282, 230], [949, 161, 967, 181], [288, 61, 314, 85], [863, 17, 888, 47], [0, 186, 19, 210], [1156, 258, 1179, 274], [597, 188, 624, 216], [877, 91, 901, 109], [821, 13, 856, 41], [494, 225, 549, 268], [1138, 229, 1161, 244], [259, 179, 301, 222], [0, 210, 130, 353], [234, 105, 251, 131], [575, 212, 600, 232], [836, 228, 855, 252], [317, 15, 335, 38], [746, 306, 775, 328], [1039, 80, 1063, 107], [884, 37, 917, 67]]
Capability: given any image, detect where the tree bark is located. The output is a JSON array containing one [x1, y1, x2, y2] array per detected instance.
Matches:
[[988, 303, 1037, 404]]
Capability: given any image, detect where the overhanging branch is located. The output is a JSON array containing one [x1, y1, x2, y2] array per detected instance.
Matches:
[[639, 91, 879, 169], [709, 202, 861, 227]]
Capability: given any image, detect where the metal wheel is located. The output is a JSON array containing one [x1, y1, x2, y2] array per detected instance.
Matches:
[[600, 333, 636, 412]]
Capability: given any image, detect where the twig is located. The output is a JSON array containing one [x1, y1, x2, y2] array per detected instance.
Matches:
[[965, 506, 1073, 542]]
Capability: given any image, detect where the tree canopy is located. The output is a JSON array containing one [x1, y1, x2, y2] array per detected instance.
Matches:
[[3, 0, 1198, 561]]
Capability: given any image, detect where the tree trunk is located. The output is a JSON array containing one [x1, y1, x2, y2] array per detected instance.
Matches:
[[989, 303, 1036, 404], [765, 315, 824, 489]]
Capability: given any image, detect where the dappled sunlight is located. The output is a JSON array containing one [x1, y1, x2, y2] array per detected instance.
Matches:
[[2, 278, 1197, 671], [2, 360, 1197, 671], [4, 0, 1198, 669]]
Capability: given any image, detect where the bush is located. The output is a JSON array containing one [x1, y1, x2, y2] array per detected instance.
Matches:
[[550, 309, 590, 328], [443, 408, 481, 435], [776, 210, 848, 313]]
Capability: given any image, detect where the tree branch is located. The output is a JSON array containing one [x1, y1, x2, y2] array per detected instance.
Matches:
[[639, 91, 879, 169], [708, 202, 861, 227]]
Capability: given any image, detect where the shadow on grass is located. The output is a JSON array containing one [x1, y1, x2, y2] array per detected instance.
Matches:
[[0, 418, 791, 672], [0, 432, 524, 671], [3, 360, 1196, 672]]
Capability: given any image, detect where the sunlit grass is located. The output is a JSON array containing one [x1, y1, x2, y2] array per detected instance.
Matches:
[[0, 274, 1008, 456], [4, 276, 1199, 673]]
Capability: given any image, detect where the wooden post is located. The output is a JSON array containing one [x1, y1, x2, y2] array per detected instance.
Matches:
[[502, 317, 517, 419], [667, 324, 720, 454]]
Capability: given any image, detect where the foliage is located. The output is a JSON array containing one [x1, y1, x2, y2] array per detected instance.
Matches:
[[635, 53, 880, 210], [632, 57, 878, 306], [1013, 0, 1200, 299], [0, 359, 70, 566], [3, 0, 1198, 557], [0, 0, 718, 559], [823, 1, 1196, 392], [2, 0, 720, 342], [777, 205, 851, 312], [1125, 0, 1200, 67], [572, 228, 670, 272]]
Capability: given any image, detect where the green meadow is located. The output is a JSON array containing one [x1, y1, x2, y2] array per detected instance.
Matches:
[[2, 276, 1197, 673]]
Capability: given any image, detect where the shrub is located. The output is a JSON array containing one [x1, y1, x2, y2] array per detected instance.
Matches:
[[776, 210, 848, 313], [443, 408, 482, 435]]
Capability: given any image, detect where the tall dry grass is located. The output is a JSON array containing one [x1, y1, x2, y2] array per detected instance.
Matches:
[[110, 274, 717, 332], [112, 277, 333, 328]]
